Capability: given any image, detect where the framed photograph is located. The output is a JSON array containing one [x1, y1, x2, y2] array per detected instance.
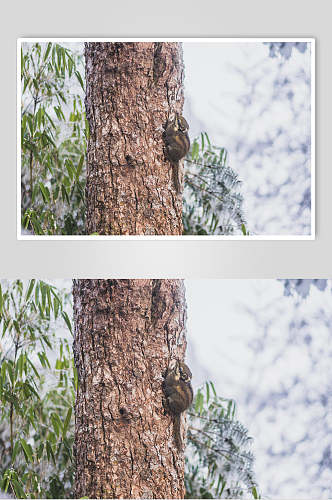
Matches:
[[18, 38, 315, 239], [1, 278, 329, 498]]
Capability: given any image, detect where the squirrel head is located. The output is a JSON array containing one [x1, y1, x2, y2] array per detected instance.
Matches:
[[169, 359, 192, 383], [167, 113, 189, 133]]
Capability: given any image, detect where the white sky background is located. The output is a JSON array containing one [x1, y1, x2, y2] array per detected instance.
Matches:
[[183, 42, 312, 235], [185, 279, 332, 498]]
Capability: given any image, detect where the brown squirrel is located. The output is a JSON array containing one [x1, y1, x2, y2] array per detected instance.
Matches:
[[164, 113, 190, 193], [163, 359, 193, 450]]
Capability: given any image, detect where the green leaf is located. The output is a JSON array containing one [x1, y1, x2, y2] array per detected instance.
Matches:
[[61, 184, 70, 204], [24, 381, 40, 399], [16, 353, 25, 378], [58, 91, 67, 104], [56, 44, 62, 71], [54, 105, 65, 121], [37, 442, 44, 460], [25, 279, 35, 302], [22, 75, 30, 94], [41, 334, 52, 349], [12, 440, 21, 461], [67, 56, 73, 77], [76, 154, 85, 178], [51, 412, 62, 437], [65, 159, 74, 180], [31, 183, 39, 204], [63, 407, 72, 438], [1, 360, 7, 382], [195, 390, 204, 414], [27, 358, 41, 379], [34, 281, 40, 304], [40, 281, 47, 309], [21, 114, 27, 136], [13, 320, 20, 333], [11, 479, 27, 499], [46, 440, 56, 465], [36, 106, 43, 129], [27, 115, 34, 136], [53, 185, 60, 202], [6, 361, 14, 385], [44, 110, 56, 129], [20, 438, 34, 463], [62, 311, 72, 335], [43, 132, 56, 148], [75, 70, 84, 91], [73, 365, 78, 391], [37, 351, 47, 368], [192, 140, 199, 161], [21, 46, 24, 75], [46, 285, 52, 311], [204, 132, 211, 148], [53, 295, 60, 319], [209, 381, 217, 397], [43, 42, 52, 61], [205, 381, 210, 404]]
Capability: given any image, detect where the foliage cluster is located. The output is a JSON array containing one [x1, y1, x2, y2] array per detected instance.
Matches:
[[281, 278, 329, 299], [0, 280, 75, 498], [20, 42, 247, 236], [186, 382, 258, 498], [264, 41, 308, 60], [21, 43, 87, 235], [184, 134, 246, 235]]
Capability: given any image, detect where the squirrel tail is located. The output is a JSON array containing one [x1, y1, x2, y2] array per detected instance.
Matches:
[[172, 163, 181, 194], [173, 415, 183, 450]]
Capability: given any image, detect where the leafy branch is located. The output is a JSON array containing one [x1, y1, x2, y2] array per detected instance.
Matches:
[[21, 42, 87, 235], [186, 382, 259, 499], [0, 280, 75, 498], [183, 134, 248, 235]]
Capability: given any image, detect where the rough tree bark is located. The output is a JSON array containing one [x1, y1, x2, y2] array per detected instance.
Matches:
[[84, 42, 185, 235], [73, 279, 188, 498]]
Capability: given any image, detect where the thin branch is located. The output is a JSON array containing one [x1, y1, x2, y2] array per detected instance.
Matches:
[[185, 178, 225, 203], [185, 158, 227, 170]]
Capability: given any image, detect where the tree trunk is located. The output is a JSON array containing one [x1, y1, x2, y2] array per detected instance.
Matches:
[[73, 279, 188, 498], [84, 42, 185, 235]]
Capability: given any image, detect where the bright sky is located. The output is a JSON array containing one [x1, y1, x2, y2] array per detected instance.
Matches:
[[185, 279, 331, 498], [183, 43, 263, 139], [183, 42, 312, 235]]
